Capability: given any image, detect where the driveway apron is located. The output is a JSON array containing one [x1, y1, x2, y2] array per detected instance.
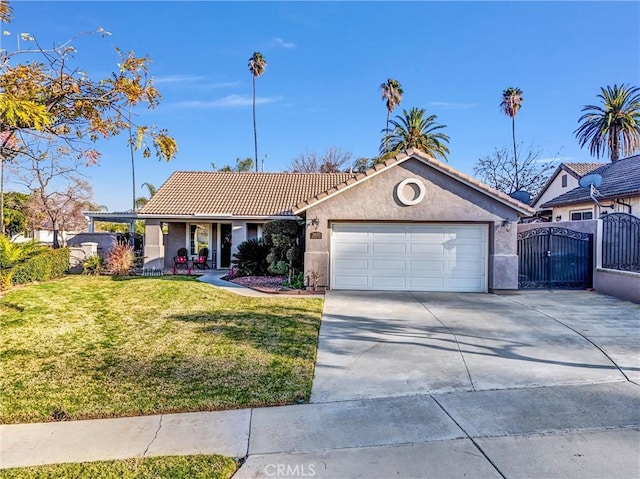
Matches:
[[311, 290, 633, 403]]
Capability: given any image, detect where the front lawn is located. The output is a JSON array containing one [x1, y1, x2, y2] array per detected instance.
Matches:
[[0, 455, 237, 479], [0, 275, 323, 424]]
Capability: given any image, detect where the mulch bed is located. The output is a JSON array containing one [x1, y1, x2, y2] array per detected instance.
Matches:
[[224, 275, 324, 295]]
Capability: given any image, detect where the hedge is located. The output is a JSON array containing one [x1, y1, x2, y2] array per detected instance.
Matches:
[[3, 248, 70, 288]]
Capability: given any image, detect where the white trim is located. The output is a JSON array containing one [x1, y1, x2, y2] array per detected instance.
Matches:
[[396, 178, 426, 206]]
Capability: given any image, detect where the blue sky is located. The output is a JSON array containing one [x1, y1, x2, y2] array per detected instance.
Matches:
[[5, 1, 640, 211]]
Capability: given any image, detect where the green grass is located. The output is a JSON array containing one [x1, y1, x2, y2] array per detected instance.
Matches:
[[0, 275, 323, 424], [0, 455, 237, 478]]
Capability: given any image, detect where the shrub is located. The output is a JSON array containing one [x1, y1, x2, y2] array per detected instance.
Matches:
[[232, 238, 270, 276], [263, 220, 303, 279], [8, 248, 70, 288], [82, 254, 104, 275], [105, 243, 134, 275], [282, 271, 304, 289]]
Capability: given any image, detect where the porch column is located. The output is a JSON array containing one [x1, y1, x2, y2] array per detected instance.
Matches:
[[231, 221, 247, 260], [143, 220, 165, 269]]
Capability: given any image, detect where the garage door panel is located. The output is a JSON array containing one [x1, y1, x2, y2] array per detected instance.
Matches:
[[331, 223, 487, 292], [372, 276, 405, 288], [334, 259, 369, 270], [373, 243, 406, 254], [334, 242, 368, 254], [410, 260, 446, 272], [372, 259, 406, 270], [333, 275, 369, 288], [409, 277, 446, 289], [410, 243, 445, 255]]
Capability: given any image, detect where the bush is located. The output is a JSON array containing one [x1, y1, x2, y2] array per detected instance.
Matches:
[[282, 271, 304, 289], [263, 220, 303, 278], [8, 248, 70, 288], [232, 238, 270, 276], [82, 254, 104, 275], [105, 243, 134, 275]]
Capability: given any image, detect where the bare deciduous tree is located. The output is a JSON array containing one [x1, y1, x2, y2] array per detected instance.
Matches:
[[473, 145, 556, 198], [288, 146, 353, 173], [12, 140, 93, 247]]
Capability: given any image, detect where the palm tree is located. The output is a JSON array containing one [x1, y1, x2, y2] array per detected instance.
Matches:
[[381, 79, 404, 132], [380, 107, 450, 161], [134, 182, 156, 210], [500, 87, 524, 165], [248, 52, 267, 172], [574, 84, 640, 162]]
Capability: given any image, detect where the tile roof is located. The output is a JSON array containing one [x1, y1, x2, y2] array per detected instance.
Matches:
[[294, 148, 536, 215], [139, 171, 356, 217], [563, 162, 605, 178], [140, 149, 537, 219], [542, 154, 640, 208]]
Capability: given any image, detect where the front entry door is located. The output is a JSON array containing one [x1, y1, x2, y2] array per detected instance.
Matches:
[[220, 224, 232, 268]]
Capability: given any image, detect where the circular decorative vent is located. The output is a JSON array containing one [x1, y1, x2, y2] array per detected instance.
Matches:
[[396, 178, 426, 206]]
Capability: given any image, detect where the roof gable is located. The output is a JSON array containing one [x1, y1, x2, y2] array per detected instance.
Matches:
[[532, 162, 605, 208], [294, 149, 536, 216], [542, 154, 640, 208]]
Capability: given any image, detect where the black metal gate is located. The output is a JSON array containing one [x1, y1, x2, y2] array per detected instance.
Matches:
[[518, 227, 593, 289]]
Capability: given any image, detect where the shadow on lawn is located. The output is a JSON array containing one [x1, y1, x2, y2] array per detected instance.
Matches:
[[110, 275, 200, 282], [170, 310, 322, 360]]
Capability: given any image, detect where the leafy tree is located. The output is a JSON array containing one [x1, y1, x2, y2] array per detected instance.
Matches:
[[380, 107, 450, 161], [473, 145, 556, 197], [380, 78, 404, 132], [574, 84, 640, 162], [500, 87, 524, 167], [248, 52, 267, 172], [0, 1, 177, 231], [350, 157, 375, 173], [214, 157, 254, 172], [288, 146, 352, 173], [2, 191, 29, 237]]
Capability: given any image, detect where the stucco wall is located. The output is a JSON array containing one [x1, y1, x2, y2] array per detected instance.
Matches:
[[303, 159, 520, 291], [593, 269, 640, 303], [552, 197, 639, 222], [164, 223, 186, 269], [533, 172, 580, 211]]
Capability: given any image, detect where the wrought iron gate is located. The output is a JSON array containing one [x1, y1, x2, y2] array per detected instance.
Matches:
[[518, 227, 593, 289]]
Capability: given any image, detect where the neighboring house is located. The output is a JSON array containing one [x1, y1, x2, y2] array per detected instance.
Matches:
[[539, 155, 640, 222], [531, 162, 604, 220], [11, 229, 80, 246], [135, 149, 534, 292]]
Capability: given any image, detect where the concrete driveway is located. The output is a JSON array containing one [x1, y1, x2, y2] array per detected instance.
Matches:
[[311, 290, 639, 403]]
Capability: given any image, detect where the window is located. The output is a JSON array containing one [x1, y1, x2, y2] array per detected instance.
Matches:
[[561, 174, 568, 187], [189, 224, 210, 256], [570, 210, 593, 221]]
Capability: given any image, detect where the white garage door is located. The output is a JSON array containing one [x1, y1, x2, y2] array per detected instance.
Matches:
[[331, 223, 487, 292]]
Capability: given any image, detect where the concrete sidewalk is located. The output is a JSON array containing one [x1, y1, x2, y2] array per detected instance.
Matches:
[[2, 381, 639, 477]]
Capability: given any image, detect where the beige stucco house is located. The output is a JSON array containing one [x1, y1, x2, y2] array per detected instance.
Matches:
[[537, 155, 640, 222], [531, 162, 604, 220], [137, 149, 535, 292]]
